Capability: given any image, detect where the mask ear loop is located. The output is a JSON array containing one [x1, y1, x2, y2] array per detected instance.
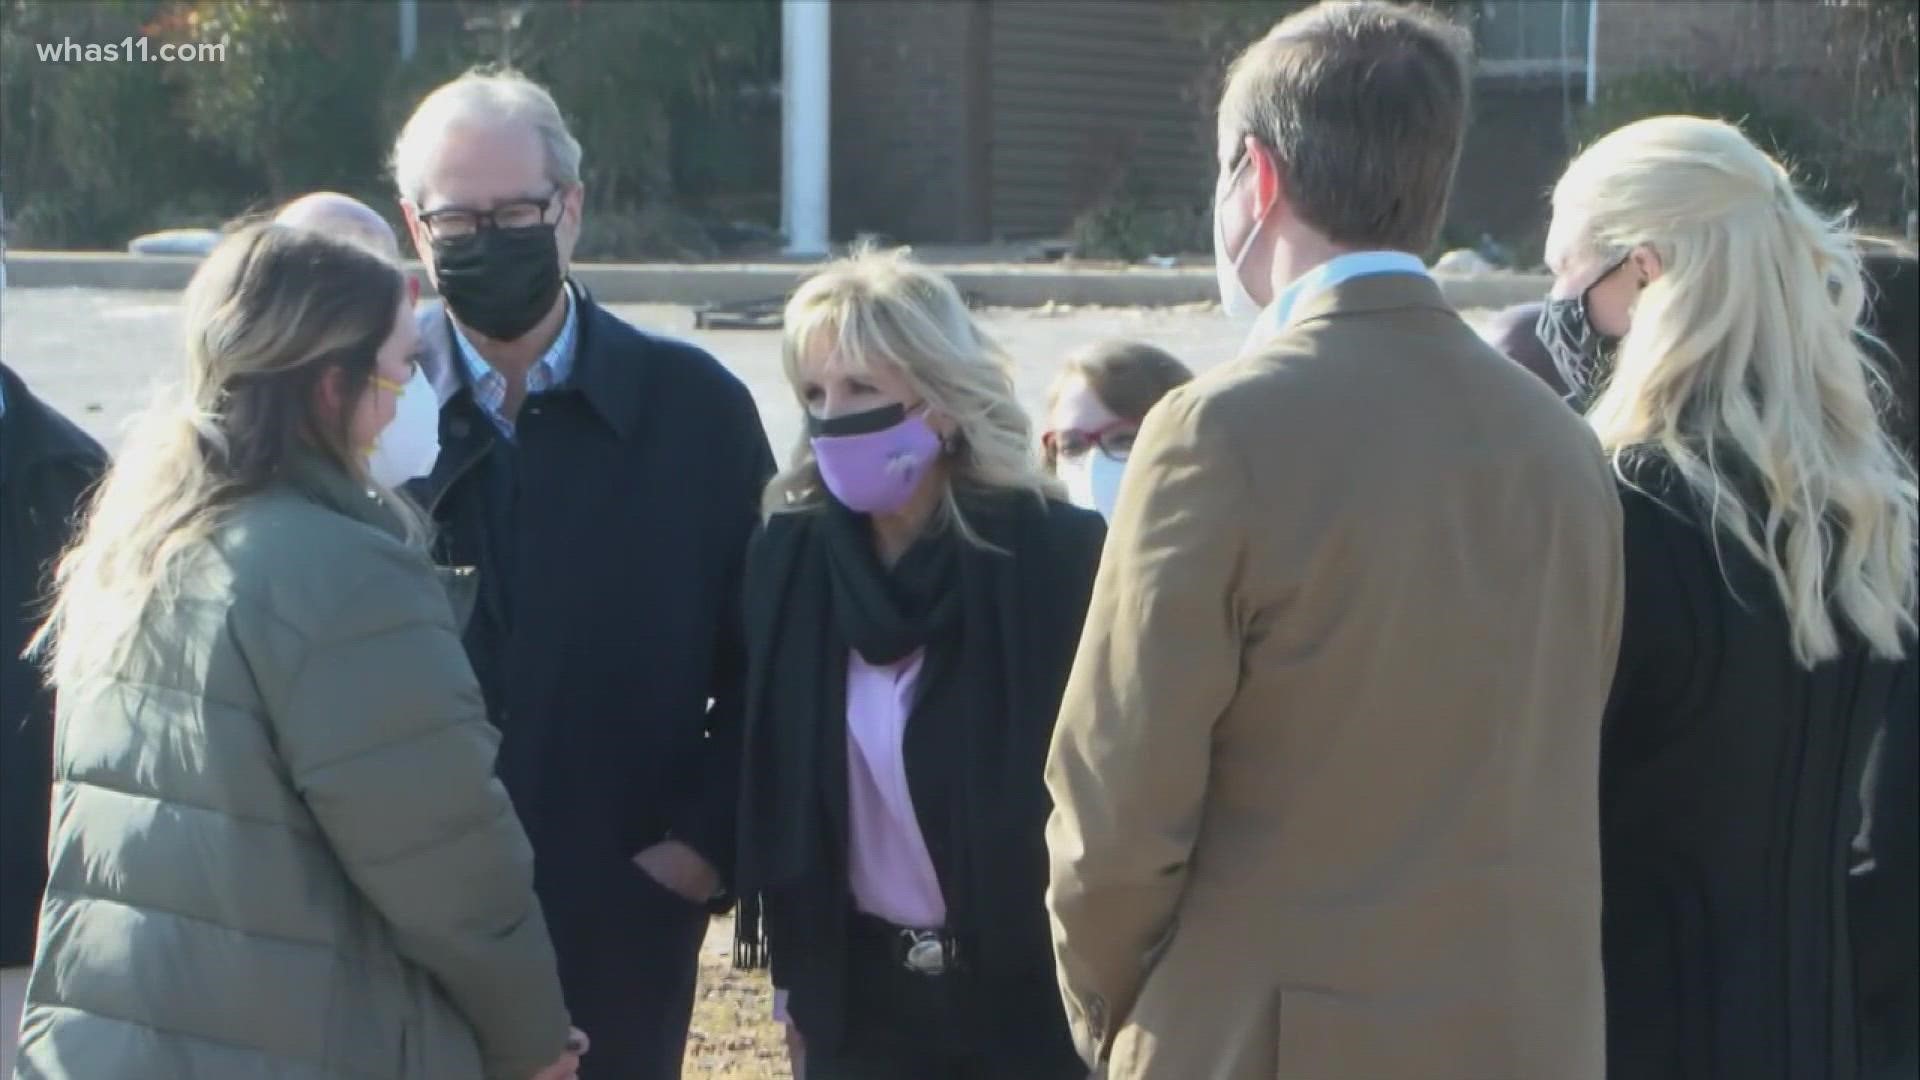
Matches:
[[902, 400, 960, 456], [1219, 153, 1267, 270]]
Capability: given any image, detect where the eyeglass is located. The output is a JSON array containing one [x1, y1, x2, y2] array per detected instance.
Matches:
[[1043, 421, 1139, 461], [417, 190, 560, 241]]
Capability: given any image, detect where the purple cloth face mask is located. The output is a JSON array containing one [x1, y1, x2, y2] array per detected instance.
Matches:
[[809, 404, 943, 514]]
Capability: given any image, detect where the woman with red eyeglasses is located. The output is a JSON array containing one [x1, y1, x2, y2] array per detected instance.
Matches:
[[1041, 341, 1194, 520]]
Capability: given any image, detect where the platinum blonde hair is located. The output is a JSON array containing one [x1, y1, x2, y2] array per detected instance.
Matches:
[[1559, 115, 1917, 666], [390, 68, 582, 205], [765, 246, 1060, 534], [33, 224, 424, 689]]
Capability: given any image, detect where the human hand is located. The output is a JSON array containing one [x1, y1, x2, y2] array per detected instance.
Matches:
[[633, 839, 721, 903]]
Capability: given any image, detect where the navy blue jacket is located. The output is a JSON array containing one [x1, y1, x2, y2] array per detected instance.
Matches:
[[412, 288, 773, 1072], [1, 363, 107, 967]]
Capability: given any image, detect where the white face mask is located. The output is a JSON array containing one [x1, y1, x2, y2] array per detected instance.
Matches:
[[367, 365, 442, 488], [1060, 450, 1128, 521], [1213, 156, 1268, 321]]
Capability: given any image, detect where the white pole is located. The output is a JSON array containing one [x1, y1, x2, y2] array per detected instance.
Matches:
[[782, 0, 831, 256], [399, 0, 418, 61], [1585, 0, 1599, 105]]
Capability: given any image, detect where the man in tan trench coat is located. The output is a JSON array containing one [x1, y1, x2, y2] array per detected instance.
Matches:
[[1043, 4, 1624, 1078]]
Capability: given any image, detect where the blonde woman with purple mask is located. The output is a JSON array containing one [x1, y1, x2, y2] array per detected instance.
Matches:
[[735, 247, 1104, 1079]]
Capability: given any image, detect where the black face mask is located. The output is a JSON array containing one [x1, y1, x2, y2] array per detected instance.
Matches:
[[1536, 253, 1629, 406], [431, 224, 563, 343]]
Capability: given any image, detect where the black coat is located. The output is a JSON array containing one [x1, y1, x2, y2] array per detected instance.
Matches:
[[1601, 457, 1914, 1080], [0, 363, 107, 967], [412, 290, 773, 1077], [740, 493, 1105, 1062]]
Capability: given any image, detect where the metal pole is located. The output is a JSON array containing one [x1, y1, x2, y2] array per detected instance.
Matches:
[[399, 0, 418, 62], [1585, 0, 1600, 105], [782, 0, 831, 256]]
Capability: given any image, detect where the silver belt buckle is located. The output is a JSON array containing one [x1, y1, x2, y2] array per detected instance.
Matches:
[[901, 930, 949, 975]]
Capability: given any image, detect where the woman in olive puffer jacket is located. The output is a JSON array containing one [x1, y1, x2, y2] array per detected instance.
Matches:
[[14, 224, 582, 1080]]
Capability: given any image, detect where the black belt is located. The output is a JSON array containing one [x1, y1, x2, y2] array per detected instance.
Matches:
[[850, 910, 966, 976]]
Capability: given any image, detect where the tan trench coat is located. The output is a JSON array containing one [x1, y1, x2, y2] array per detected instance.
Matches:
[[1045, 273, 1624, 1080]]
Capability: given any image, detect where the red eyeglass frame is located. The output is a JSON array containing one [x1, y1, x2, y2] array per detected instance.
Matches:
[[1042, 419, 1138, 459]]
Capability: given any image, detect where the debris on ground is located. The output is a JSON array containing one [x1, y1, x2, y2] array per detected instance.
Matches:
[[694, 297, 785, 331]]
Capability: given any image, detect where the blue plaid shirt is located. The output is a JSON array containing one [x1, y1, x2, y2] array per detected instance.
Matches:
[[452, 283, 580, 439]]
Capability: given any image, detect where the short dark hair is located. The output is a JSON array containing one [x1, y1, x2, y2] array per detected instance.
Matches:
[[1219, 0, 1472, 253]]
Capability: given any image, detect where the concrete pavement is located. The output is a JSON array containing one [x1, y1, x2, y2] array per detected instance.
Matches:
[[3, 251, 1553, 312], [2, 289, 1274, 457]]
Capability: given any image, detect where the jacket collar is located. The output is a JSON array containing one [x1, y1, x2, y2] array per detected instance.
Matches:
[[417, 281, 647, 441], [277, 445, 409, 543], [561, 282, 648, 439], [1285, 270, 1453, 331]]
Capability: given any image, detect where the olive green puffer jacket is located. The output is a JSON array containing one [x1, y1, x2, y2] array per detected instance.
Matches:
[[14, 450, 569, 1080]]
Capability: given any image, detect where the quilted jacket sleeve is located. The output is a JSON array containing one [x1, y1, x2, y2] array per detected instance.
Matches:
[[264, 543, 569, 1080]]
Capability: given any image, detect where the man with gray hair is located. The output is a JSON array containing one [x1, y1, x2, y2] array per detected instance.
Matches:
[[390, 70, 774, 1078], [1044, 2, 1621, 1077]]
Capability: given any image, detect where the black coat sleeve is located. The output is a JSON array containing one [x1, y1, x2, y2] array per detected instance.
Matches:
[[669, 378, 777, 900]]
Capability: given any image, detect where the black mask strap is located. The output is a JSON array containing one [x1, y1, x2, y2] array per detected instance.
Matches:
[[808, 403, 908, 438]]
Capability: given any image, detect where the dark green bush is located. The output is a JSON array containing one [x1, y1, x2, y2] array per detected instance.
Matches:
[[1, 0, 253, 247], [1, 0, 780, 250], [1069, 201, 1208, 263], [1572, 70, 1850, 213]]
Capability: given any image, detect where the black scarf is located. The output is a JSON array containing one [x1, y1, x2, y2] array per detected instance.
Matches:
[[737, 495, 1035, 969], [819, 499, 961, 667]]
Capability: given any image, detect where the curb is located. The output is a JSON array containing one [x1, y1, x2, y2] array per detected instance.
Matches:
[[2, 252, 1551, 312]]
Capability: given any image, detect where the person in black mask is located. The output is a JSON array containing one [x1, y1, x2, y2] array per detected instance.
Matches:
[[390, 69, 776, 1080], [1535, 251, 1634, 409], [1545, 115, 1916, 1080]]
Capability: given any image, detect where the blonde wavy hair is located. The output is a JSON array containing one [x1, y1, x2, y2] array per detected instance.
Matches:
[[33, 223, 422, 688], [764, 246, 1059, 534], [1557, 115, 1917, 665]]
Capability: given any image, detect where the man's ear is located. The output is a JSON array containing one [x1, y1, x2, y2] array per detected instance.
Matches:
[[399, 199, 433, 262], [556, 183, 586, 264], [1245, 136, 1285, 222]]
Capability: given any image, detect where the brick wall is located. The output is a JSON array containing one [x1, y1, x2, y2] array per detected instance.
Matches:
[[829, 0, 989, 243], [1595, 1, 1849, 101]]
